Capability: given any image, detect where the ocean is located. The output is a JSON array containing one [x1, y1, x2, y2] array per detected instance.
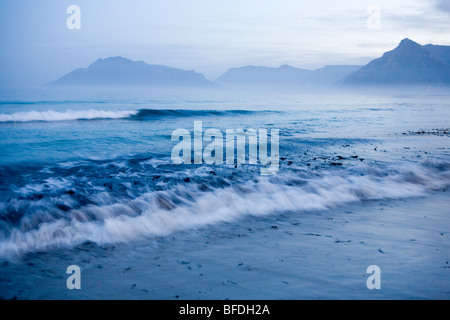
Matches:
[[0, 88, 449, 299]]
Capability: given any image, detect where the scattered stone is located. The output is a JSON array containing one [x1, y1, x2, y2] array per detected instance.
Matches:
[[123, 267, 131, 273], [403, 128, 449, 136]]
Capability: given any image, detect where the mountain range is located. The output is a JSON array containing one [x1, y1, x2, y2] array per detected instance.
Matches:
[[49, 38, 450, 88]]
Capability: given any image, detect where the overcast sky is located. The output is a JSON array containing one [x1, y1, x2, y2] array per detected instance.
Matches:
[[1, 0, 450, 88]]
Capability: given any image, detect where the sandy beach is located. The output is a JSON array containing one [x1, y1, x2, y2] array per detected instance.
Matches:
[[1, 189, 448, 300]]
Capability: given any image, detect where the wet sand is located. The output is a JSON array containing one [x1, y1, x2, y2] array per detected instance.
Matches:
[[1, 190, 448, 300]]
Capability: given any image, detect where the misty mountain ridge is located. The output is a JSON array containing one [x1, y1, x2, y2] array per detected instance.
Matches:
[[49, 57, 216, 87], [215, 65, 312, 88], [341, 38, 450, 85], [215, 64, 363, 89], [48, 38, 450, 89]]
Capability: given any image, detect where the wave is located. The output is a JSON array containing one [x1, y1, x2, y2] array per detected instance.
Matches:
[[0, 160, 448, 259], [131, 109, 256, 119], [0, 108, 268, 123], [0, 109, 138, 122], [0, 100, 108, 106]]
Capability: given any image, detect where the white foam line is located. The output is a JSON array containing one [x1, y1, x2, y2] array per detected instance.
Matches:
[[0, 109, 138, 122]]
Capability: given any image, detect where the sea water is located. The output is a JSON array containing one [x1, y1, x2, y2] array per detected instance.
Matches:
[[0, 88, 449, 299]]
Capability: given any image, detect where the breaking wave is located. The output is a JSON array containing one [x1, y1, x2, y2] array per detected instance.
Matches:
[[0, 109, 138, 122], [0, 159, 448, 259], [0, 109, 268, 123]]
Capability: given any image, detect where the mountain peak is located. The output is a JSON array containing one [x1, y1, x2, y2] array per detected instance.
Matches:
[[400, 38, 415, 44], [398, 38, 421, 48], [90, 56, 134, 67], [279, 64, 294, 69]]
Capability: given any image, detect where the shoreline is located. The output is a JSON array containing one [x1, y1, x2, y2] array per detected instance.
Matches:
[[1, 190, 448, 300]]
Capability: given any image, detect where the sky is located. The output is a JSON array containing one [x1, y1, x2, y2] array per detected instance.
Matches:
[[1, 0, 450, 88]]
